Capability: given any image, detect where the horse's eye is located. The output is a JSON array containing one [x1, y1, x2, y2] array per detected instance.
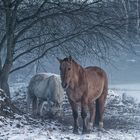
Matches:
[[68, 68, 71, 71]]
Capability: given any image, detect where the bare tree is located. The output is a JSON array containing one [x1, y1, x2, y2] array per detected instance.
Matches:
[[0, 0, 137, 97]]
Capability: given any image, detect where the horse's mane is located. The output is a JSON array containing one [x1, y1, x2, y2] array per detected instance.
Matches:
[[63, 57, 80, 68], [63, 58, 70, 62], [63, 57, 85, 84]]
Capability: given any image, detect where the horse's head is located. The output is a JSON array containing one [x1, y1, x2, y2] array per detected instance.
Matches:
[[57, 56, 73, 90]]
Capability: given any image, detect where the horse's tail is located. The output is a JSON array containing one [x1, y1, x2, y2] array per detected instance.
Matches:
[[95, 99, 100, 125]]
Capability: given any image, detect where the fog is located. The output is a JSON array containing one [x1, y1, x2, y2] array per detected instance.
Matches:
[[9, 46, 140, 86]]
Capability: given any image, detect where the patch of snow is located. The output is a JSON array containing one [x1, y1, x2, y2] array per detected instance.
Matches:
[[110, 83, 140, 102], [35, 72, 61, 79], [4, 127, 140, 140], [2, 75, 140, 140], [0, 89, 4, 92], [0, 96, 5, 101]]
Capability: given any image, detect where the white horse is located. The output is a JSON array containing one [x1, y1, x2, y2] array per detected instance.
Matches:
[[27, 73, 64, 116]]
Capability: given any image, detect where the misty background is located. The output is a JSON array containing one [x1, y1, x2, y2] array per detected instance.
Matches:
[[9, 45, 140, 85]]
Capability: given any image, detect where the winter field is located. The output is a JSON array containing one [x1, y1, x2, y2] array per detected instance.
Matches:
[[0, 76, 140, 140]]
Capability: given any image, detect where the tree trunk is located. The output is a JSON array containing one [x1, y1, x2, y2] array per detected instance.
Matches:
[[0, 75, 10, 98], [0, 0, 16, 97], [0, 57, 2, 72], [0, 60, 12, 98], [0, 43, 14, 97]]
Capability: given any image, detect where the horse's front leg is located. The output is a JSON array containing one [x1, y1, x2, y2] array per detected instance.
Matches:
[[68, 98, 79, 134], [37, 99, 43, 116], [32, 96, 37, 115], [81, 103, 89, 134]]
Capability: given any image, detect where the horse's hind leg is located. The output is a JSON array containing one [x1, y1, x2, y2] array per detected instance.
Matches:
[[88, 101, 96, 131], [32, 96, 37, 115], [37, 99, 43, 116], [68, 98, 79, 134], [26, 94, 32, 113], [98, 89, 107, 129]]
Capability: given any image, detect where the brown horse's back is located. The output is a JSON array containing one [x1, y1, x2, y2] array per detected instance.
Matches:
[[84, 66, 108, 102], [85, 66, 107, 80]]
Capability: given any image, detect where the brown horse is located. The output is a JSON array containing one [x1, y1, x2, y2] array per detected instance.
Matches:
[[57, 56, 108, 134]]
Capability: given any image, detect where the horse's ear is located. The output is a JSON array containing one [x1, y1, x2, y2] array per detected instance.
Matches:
[[56, 57, 62, 63]]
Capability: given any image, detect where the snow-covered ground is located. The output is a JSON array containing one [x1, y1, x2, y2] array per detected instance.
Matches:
[[110, 83, 140, 102], [0, 80, 140, 140]]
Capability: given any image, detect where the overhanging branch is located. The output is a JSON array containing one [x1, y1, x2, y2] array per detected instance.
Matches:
[[10, 28, 88, 73]]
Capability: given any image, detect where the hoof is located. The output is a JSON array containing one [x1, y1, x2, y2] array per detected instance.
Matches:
[[88, 122, 93, 132], [99, 127, 105, 131], [99, 122, 103, 129], [82, 129, 90, 134]]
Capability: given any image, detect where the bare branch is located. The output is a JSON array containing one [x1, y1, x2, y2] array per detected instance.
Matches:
[[13, 30, 85, 61], [17, 0, 47, 24], [10, 27, 91, 73], [16, 33, 51, 43]]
